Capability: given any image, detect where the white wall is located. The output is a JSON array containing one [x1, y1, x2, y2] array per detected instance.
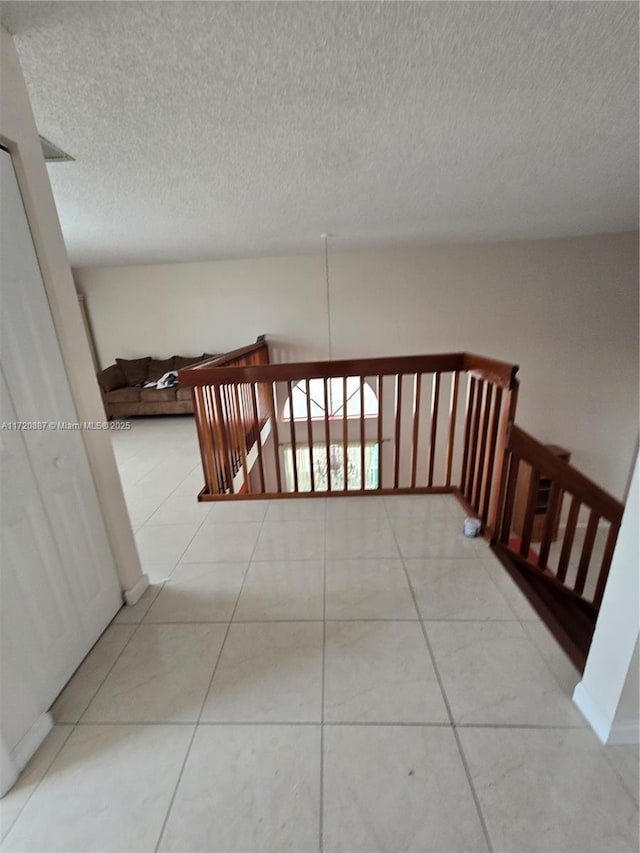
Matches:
[[75, 231, 639, 498], [573, 453, 639, 744]]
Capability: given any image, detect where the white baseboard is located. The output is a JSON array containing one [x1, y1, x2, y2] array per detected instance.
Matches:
[[123, 572, 149, 606], [573, 682, 640, 744], [12, 712, 52, 775]]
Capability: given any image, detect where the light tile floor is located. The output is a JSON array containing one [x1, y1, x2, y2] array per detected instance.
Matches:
[[2, 417, 638, 852]]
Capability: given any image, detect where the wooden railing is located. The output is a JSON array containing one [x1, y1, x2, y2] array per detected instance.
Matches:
[[494, 425, 624, 616], [179, 344, 519, 535], [180, 338, 625, 665], [181, 337, 270, 495]]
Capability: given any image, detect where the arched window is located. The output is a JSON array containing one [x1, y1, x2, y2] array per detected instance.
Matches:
[[283, 377, 378, 421]]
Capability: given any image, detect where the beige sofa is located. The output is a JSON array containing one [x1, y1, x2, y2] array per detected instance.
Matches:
[[97, 353, 219, 419]]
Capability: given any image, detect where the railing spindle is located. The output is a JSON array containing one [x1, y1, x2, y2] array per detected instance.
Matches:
[[479, 386, 501, 523], [234, 384, 250, 492], [377, 374, 383, 489], [537, 482, 562, 569], [466, 380, 484, 503], [593, 524, 619, 609], [248, 383, 265, 492], [556, 496, 581, 583], [473, 382, 492, 509], [323, 378, 331, 492], [500, 454, 520, 543], [266, 382, 281, 493], [519, 466, 539, 558], [343, 376, 349, 491], [305, 378, 315, 492], [574, 510, 600, 596], [213, 384, 234, 494], [428, 372, 441, 487], [410, 373, 422, 488], [460, 376, 476, 493], [445, 371, 459, 487], [360, 376, 366, 491], [394, 374, 402, 488], [287, 380, 298, 492]]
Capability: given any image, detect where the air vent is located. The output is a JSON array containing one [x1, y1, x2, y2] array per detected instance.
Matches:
[[39, 135, 74, 163]]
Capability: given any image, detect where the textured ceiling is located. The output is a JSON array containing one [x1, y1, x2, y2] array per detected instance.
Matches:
[[1, 1, 638, 266]]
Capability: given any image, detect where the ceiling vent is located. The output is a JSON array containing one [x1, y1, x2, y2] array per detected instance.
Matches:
[[39, 135, 74, 162]]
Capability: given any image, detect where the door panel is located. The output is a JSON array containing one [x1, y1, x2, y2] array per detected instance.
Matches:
[[0, 148, 122, 753]]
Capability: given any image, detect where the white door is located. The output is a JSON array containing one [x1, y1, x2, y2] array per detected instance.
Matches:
[[0, 148, 121, 753]]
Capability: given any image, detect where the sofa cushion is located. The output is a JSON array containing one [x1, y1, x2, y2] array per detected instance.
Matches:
[[105, 387, 141, 403], [139, 387, 178, 402], [97, 363, 127, 393], [173, 355, 202, 369], [147, 357, 176, 381], [116, 356, 151, 386], [176, 387, 192, 402]]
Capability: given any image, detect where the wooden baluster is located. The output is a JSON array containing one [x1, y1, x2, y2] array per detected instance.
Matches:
[[574, 510, 600, 596], [537, 482, 562, 569], [394, 374, 402, 489], [205, 385, 224, 492], [445, 371, 459, 488], [193, 386, 214, 494], [473, 382, 492, 509], [487, 381, 519, 538], [249, 383, 265, 493], [556, 496, 580, 583], [323, 378, 331, 492], [593, 523, 619, 609], [465, 380, 484, 504], [287, 380, 298, 493], [479, 386, 502, 524], [360, 376, 366, 490], [343, 376, 348, 491], [500, 454, 519, 544], [306, 378, 315, 492], [460, 376, 476, 494], [410, 373, 422, 489], [519, 466, 539, 558], [266, 382, 282, 493], [233, 384, 250, 492], [428, 372, 441, 487], [213, 384, 234, 494], [377, 375, 383, 489]]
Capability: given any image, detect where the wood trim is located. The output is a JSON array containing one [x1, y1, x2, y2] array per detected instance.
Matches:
[[509, 426, 623, 523], [179, 352, 467, 386]]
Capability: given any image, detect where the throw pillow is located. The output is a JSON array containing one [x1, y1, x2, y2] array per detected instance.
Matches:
[[115, 356, 151, 386], [173, 355, 201, 369], [97, 363, 127, 393], [147, 357, 175, 381]]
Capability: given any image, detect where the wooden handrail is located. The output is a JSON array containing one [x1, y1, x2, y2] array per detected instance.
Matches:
[[462, 353, 519, 389], [508, 426, 623, 524], [497, 424, 624, 614], [178, 352, 467, 386]]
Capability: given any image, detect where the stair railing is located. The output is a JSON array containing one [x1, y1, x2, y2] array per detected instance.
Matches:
[[179, 343, 519, 535]]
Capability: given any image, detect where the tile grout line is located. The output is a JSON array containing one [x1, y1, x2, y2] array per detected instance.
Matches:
[[0, 724, 75, 844], [22, 607, 156, 844], [67, 719, 591, 730], [152, 502, 269, 853], [319, 499, 327, 853], [19, 437, 208, 845], [383, 499, 495, 853]]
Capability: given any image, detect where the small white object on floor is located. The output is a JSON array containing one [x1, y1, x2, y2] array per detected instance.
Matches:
[[463, 517, 482, 537]]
